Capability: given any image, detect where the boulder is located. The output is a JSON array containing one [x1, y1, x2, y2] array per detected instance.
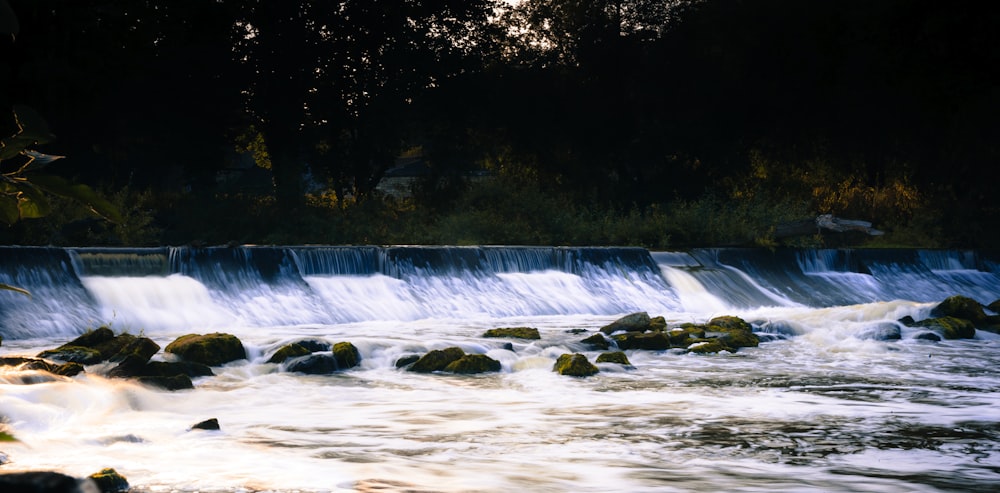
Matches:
[[294, 339, 332, 352], [687, 339, 730, 354], [931, 295, 987, 326], [580, 333, 610, 350], [108, 336, 159, 363], [444, 354, 502, 374], [64, 326, 116, 349], [912, 316, 976, 339], [915, 332, 942, 342], [53, 362, 85, 377], [165, 333, 246, 366], [553, 353, 599, 377], [595, 351, 631, 366], [407, 347, 465, 373], [332, 342, 361, 370], [483, 327, 541, 340], [88, 467, 129, 493], [267, 343, 312, 364], [857, 323, 902, 341], [190, 418, 220, 431], [135, 374, 194, 391], [599, 312, 652, 335], [36, 345, 103, 365], [285, 354, 339, 375], [705, 316, 759, 349], [394, 354, 421, 368], [0, 471, 82, 493], [667, 325, 706, 346], [612, 331, 671, 350]]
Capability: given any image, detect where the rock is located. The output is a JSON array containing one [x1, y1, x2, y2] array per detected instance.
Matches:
[[705, 316, 759, 349], [64, 326, 116, 350], [294, 339, 332, 352], [267, 343, 312, 364], [667, 325, 706, 346], [931, 295, 987, 326], [707, 315, 753, 332], [53, 362, 85, 377], [580, 333, 610, 350], [407, 347, 465, 373], [612, 331, 671, 350], [92, 333, 138, 361], [165, 333, 246, 366], [912, 316, 976, 339], [599, 312, 652, 335], [595, 351, 631, 366], [136, 374, 194, 391], [483, 327, 541, 340], [88, 467, 129, 493], [649, 316, 667, 331], [553, 353, 599, 377], [36, 345, 104, 365], [443, 354, 502, 374], [191, 418, 220, 431], [0, 471, 82, 493], [687, 339, 730, 354], [394, 355, 421, 368], [332, 342, 361, 370], [857, 323, 902, 341], [285, 354, 338, 374], [108, 336, 159, 363], [915, 332, 942, 342]]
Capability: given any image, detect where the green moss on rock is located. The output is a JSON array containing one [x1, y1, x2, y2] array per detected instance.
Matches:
[[165, 333, 246, 366], [916, 316, 976, 339], [89, 467, 129, 493], [932, 295, 987, 326], [687, 339, 729, 354], [612, 331, 671, 350], [37, 345, 104, 365], [553, 353, 599, 377], [595, 351, 631, 366], [332, 341, 362, 369], [408, 347, 465, 373], [444, 354, 502, 374], [483, 327, 541, 339], [267, 343, 312, 364], [599, 312, 652, 334], [580, 333, 610, 350]]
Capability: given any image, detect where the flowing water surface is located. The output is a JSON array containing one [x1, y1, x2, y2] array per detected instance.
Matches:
[[1, 246, 999, 492]]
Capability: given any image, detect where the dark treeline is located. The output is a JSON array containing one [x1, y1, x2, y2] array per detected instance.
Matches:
[[1, 0, 998, 248]]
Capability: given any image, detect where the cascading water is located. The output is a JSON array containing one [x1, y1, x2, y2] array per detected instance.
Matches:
[[2, 246, 999, 492]]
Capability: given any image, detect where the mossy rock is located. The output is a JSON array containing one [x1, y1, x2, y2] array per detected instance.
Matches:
[[53, 362, 85, 377], [649, 316, 667, 331], [553, 353, 599, 377], [444, 354, 502, 374], [108, 336, 159, 363], [65, 326, 116, 350], [89, 467, 129, 493], [37, 345, 104, 365], [915, 316, 976, 339], [988, 299, 1000, 313], [687, 339, 730, 354], [165, 333, 246, 366], [931, 295, 987, 326], [332, 341, 361, 370], [595, 351, 631, 366], [599, 312, 652, 335], [580, 333, 610, 350], [612, 331, 671, 350], [668, 325, 707, 346], [707, 315, 753, 333], [483, 327, 540, 340], [267, 343, 312, 364], [408, 347, 465, 373], [285, 354, 338, 374]]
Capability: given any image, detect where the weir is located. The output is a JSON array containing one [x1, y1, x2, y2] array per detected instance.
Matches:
[[2, 246, 999, 339]]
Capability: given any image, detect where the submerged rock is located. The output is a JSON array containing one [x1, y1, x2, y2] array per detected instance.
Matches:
[[0, 471, 81, 493], [165, 333, 246, 366], [136, 374, 194, 390], [857, 323, 902, 341], [36, 345, 103, 365], [483, 327, 541, 340], [191, 418, 220, 431], [912, 316, 976, 339], [285, 354, 339, 374], [394, 354, 421, 368], [553, 353, 599, 377], [687, 339, 730, 354]]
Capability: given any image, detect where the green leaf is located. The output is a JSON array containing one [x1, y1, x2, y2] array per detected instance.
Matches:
[[26, 174, 124, 223], [15, 182, 51, 218], [1, 282, 31, 298], [0, 193, 18, 224]]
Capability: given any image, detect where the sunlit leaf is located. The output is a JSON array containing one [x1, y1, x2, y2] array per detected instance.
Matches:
[[15, 182, 51, 218], [1, 283, 31, 298], [26, 174, 124, 223]]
